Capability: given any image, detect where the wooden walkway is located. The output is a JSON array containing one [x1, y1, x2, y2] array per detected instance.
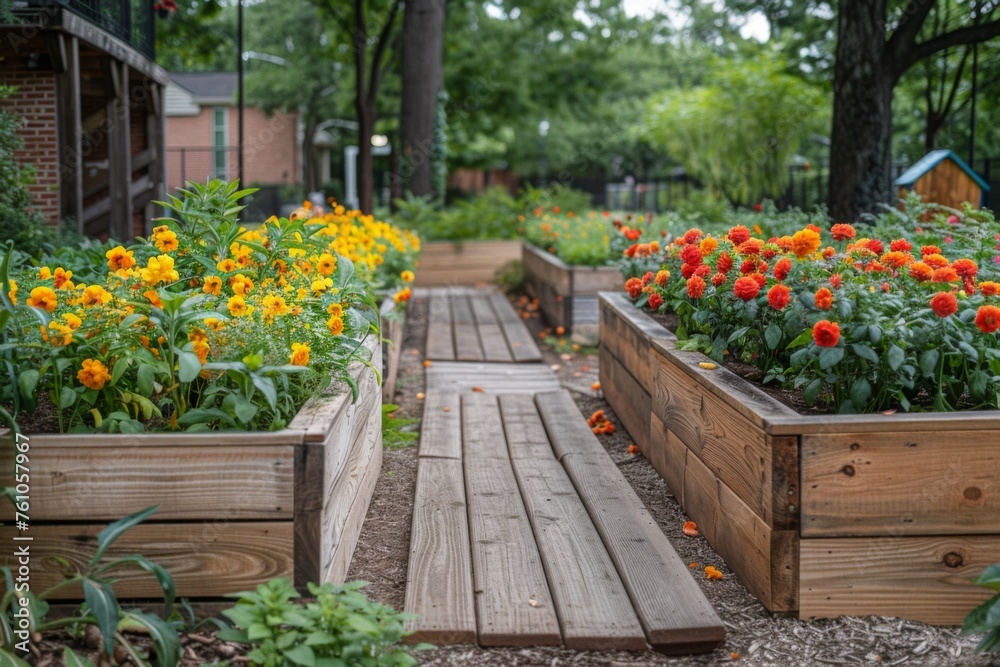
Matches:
[[405, 291, 725, 654], [421, 287, 544, 363]]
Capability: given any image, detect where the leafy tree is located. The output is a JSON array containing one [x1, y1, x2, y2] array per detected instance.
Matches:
[[154, 0, 231, 71], [644, 55, 826, 203]]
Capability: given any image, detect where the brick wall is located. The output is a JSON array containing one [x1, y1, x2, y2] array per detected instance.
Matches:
[[1, 67, 61, 223]]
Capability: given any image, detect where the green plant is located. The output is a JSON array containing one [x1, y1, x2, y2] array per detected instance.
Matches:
[[382, 404, 419, 449], [493, 259, 524, 294], [963, 564, 1000, 652], [0, 507, 179, 666], [219, 578, 428, 667]]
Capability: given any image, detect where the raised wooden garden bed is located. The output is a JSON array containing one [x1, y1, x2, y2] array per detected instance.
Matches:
[[0, 335, 384, 602], [523, 244, 621, 344], [413, 240, 522, 287], [599, 291, 1000, 625], [381, 297, 405, 403]]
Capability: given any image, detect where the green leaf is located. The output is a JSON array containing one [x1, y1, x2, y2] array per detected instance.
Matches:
[[62, 649, 96, 667], [215, 627, 250, 643], [764, 322, 782, 350], [59, 386, 77, 408], [82, 578, 119, 658], [975, 564, 1000, 592], [919, 349, 940, 377], [819, 347, 844, 370], [887, 344, 905, 371], [850, 344, 879, 364], [247, 622, 272, 641], [124, 611, 180, 667], [868, 325, 882, 344], [137, 363, 155, 397], [108, 556, 175, 616], [959, 341, 981, 363], [786, 328, 813, 349], [964, 594, 1000, 634], [251, 374, 278, 411], [233, 396, 258, 424], [283, 644, 317, 667], [177, 350, 202, 383], [91, 506, 159, 565], [849, 378, 872, 407], [17, 370, 39, 404], [803, 378, 822, 405], [0, 651, 32, 667]]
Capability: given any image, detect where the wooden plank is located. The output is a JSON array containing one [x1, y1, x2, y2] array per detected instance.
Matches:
[[535, 390, 609, 460], [451, 296, 485, 361], [418, 392, 462, 459], [381, 298, 405, 403], [464, 454, 561, 645], [599, 293, 676, 394], [425, 362, 560, 395], [324, 439, 382, 585], [561, 452, 726, 653], [489, 294, 543, 363], [0, 522, 294, 600], [498, 394, 556, 461], [599, 346, 651, 453], [470, 295, 514, 362], [571, 266, 621, 295], [652, 350, 774, 524], [799, 536, 999, 625], [426, 292, 456, 361], [647, 413, 685, 505], [294, 442, 325, 588], [512, 458, 647, 650], [0, 445, 294, 522], [801, 431, 1000, 537], [522, 244, 571, 293], [461, 393, 508, 460], [404, 458, 477, 644]]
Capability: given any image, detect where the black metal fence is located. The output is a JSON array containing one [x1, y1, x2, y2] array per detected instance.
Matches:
[[53, 0, 155, 59]]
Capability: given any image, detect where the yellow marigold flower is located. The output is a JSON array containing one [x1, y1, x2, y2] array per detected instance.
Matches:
[[316, 253, 337, 276], [154, 228, 179, 252], [790, 228, 822, 258], [47, 320, 74, 347], [53, 267, 73, 289], [141, 255, 179, 285], [229, 273, 255, 296], [289, 342, 310, 366], [298, 260, 314, 276], [204, 317, 225, 331], [326, 315, 344, 335], [77, 358, 110, 390], [288, 247, 306, 258], [38, 266, 52, 280], [27, 286, 58, 312], [228, 295, 254, 317], [106, 245, 136, 271], [189, 327, 208, 344], [326, 302, 343, 317], [311, 277, 333, 294], [203, 275, 223, 296], [394, 287, 412, 304], [262, 294, 291, 319], [143, 289, 164, 308], [193, 339, 210, 364], [400, 270, 415, 283], [63, 313, 82, 330], [7, 278, 17, 305], [81, 285, 112, 307], [216, 258, 238, 272]]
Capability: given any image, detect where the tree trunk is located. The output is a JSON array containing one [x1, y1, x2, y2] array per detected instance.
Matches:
[[828, 0, 895, 221], [302, 120, 319, 193], [356, 96, 375, 213], [399, 0, 445, 198]]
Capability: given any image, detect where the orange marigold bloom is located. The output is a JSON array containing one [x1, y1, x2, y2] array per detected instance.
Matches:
[[890, 238, 913, 252], [812, 320, 840, 348], [909, 262, 933, 281], [699, 237, 718, 255], [625, 277, 643, 299], [77, 358, 111, 390], [830, 223, 856, 241], [202, 276, 223, 296], [655, 270, 670, 287], [776, 235, 793, 251], [880, 251, 913, 269], [680, 244, 703, 265], [81, 285, 111, 307], [814, 287, 834, 310], [733, 276, 760, 301], [711, 272, 728, 286], [932, 266, 959, 283], [921, 245, 942, 256], [923, 253, 950, 269], [930, 291, 958, 318], [975, 305, 1000, 333], [716, 252, 733, 274], [648, 293, 664, 311], [822, 246, 836, 260], [790, 228, 822, 258], [686, 276, 706, 299], [289, 342, 310, 366], [952, 258, 978, 278], [683, 228, 704, 244], [767, 284, 791, 310], [727, 225, 751, 245], [773, 257, 792, 281], [52, 267, 74, 289], [750, 272, 767, 288], [979, 281, 1000, 296], [738, 238, 764, 255], [27, 286, 58, 312]]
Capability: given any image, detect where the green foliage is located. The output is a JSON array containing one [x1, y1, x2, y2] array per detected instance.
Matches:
[[964, 563, 1000, 653], [219, 578, 427, 667], [382, 403, 419, 449], [644, 54, 827, 204], [493, 259, 525, 295], [0, 507, 179, 666]]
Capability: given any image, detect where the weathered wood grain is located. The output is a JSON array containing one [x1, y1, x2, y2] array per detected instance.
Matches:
[[489, 294, 543, 363], [512, 458, 647, 650], [324, 437, 383, 586], [801, 431, 1000, 537], [535, 390, 607, 460], [647, 413, 685, 505], [470, 295, 513, 363], [599, 292, 676, 393], [561, 452, 726, 653], [462, 393, 509, 460], [426, 291, 456, 361], [0, 522, 294, 599], [426, 363, 560, 395], [418, 392, 463, 459], [498, 394, 557, 461], [571, 266, 621, 295], [381, 297, 405, 403], [599, 346, 652, 454], [404, 458, 477, 644], [414, 240, 522, 288], [451, 296, 486, 362], [799, 536, 999, 625]]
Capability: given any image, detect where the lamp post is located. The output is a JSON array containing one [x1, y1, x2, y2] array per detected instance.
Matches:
[[237, 0, 244, 186], [538, 119, 550, 185]]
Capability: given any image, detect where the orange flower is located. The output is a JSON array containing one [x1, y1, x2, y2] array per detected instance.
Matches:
[[586, 410, 605, 427], [624, 277, 643, 299], [880, 251, 913, 269], [143, 289, 163, 308], [704, 566, 724, 580], [952, 258, 978, 278], [711, 272, 728, 286], [830, 223, 856, 241], [814, 287, 833, 310], [26, 286, 57, 312], [682, 521, 699, 537], [923, 253, 949, 269], [975, 305, 1000, 333], [920, 244, 942, 256], [822, 246, 836, 260], [683, 228, 704, 245], [77, 358, 111, 390], [727, 225, 751, 245], [979, 281, 1000, 296], [931, 266, 959, 283], [105, 245, 136, 271], [81, 285, 111, 307], [790, 228, 822, 258], [767, 284, 791, 310], [627, 444, 640, 455], [930, 291, 958, 318], [699, 237, 718, 255], [909, 262, 933, 281], [686, 276, 706, 299], [655, 270, 670, 287], [680, 244, 703, 265], [812, 320, 840, 348], [733, 276, 760, 301], [289, 342, 310, 366], [738, 238, 764, 255], [202, 275, 223, 296], [716, 252, 733, 274], [591, 381, 601, 391], [648, 293, 664, 310], [890, 238, 913, 252]]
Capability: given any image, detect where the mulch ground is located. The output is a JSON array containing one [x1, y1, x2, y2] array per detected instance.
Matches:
[[346, 290, 994, 667]]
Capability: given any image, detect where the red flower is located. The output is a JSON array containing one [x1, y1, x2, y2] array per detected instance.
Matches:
[[740, 259, 757, 274], [890, 238, 912, 252], [812, 320, 840, 348], [921, 244, 942, 257], [830, 223, 856, 241], [625, 277, 643, 299], [733, 276, 760, 301], [750, 272, 767, 288], [682, 228, 704, 245], [767, 284, 791, 310], [932, 266, 959, 283], [694, 264, 712, 278], [648, 293, 664, 311], [680, 244, 703, 265], [641, 271, 655, 285], [952, 258, 978, 278], [814, 287, 833, 310], [686, 276, 706, 299], [762, 247, 776, 260], [711, 272, 728, 286], [624, 244, 638, 258], [881, 282, 891, 293], [930, 291, 958, 318], [728, 226, 751, 246], [754, 203, 762, 212], [624, 227, 641, 241], [716, 252, 733, 274], [866, 239, 884, 255], [681, 263, 698, 279], [773, 258, 792, 281], [829, 273, 842, 288], [975, 305, 1000, 333], [822, 246, 837, 260], [924, 253, 950, 269]]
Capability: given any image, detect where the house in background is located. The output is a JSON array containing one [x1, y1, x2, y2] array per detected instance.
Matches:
[[165, 72, 334, 213], [0, 0, 169, 240]]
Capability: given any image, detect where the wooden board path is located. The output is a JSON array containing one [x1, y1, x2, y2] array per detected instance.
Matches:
[[421, 288, 543, 363]]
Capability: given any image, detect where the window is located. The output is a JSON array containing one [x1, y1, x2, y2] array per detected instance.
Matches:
[[212, 107, 228, 180]]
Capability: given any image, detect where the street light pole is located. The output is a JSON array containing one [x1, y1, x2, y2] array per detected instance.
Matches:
[[237, 0, 245, 186]]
